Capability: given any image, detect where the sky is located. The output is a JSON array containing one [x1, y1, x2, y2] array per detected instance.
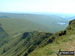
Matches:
[[0, 0, 75, 14]]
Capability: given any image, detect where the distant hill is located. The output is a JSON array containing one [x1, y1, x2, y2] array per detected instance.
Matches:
[[0, 16, 8, 18]]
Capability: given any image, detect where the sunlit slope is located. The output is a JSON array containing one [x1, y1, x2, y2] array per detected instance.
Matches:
[[29, 19, 75, 56]]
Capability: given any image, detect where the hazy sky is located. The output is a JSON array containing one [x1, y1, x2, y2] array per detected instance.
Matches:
[[0, 0, 75, 14]]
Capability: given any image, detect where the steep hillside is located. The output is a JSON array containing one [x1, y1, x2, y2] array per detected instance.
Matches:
[[0, 24, 9, 47], [0, 31, 53, 56], [29, 19, 75, 56]]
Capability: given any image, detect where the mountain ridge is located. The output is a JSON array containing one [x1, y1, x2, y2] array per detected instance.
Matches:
[[29, 19, 75, 56], [0, 19, 75, 56]]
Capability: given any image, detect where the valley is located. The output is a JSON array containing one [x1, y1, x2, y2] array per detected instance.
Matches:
[[0, 12, 75, 56]]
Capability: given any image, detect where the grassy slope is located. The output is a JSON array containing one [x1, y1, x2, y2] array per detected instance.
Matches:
[[29, 19, 75, 56], [0, 25, 9, 47], [0, 31, 53, 56]]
